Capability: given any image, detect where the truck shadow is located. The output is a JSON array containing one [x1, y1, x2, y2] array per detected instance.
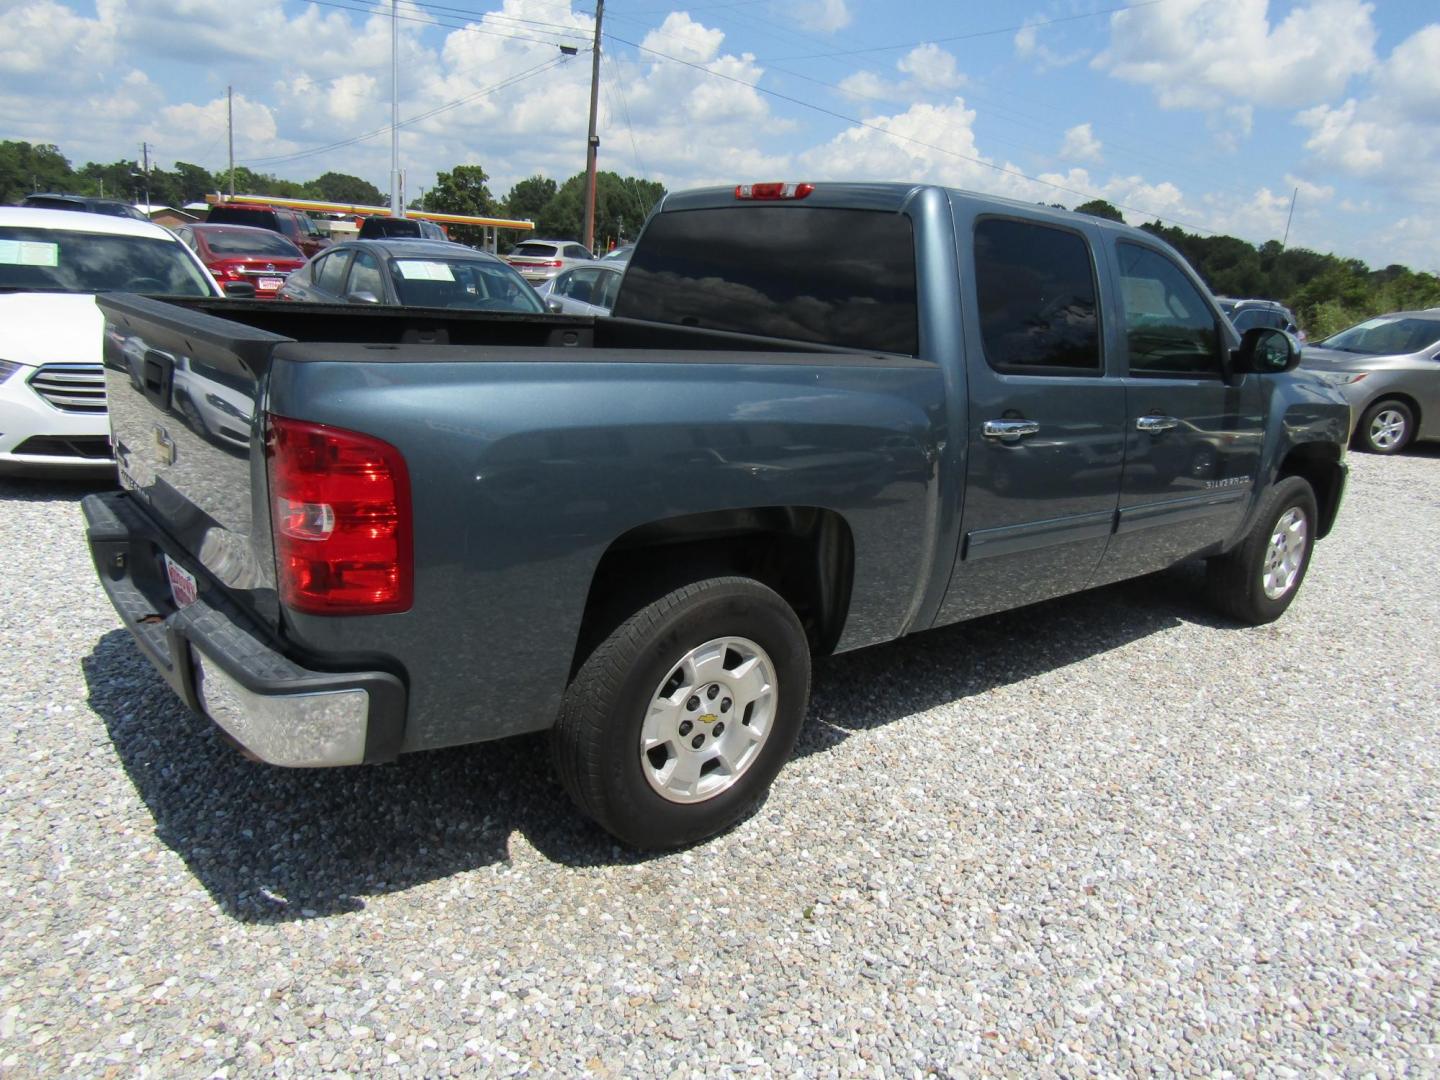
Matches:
[[82, 560, 1231, 922], [797, 561, 1221, 759], [0, 475, 116, 502]]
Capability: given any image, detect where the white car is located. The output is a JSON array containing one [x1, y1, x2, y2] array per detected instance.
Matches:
[[0, 207, 223, 475], [534, 262, 625, 316], [503, 238, 594, 285]]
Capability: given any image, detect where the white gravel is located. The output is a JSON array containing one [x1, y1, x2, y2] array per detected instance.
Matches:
[[1, 450, 1437, 1077]]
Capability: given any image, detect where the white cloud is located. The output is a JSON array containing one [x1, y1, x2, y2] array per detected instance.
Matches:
[[1014, 18, 1089, 70], [0, 0, 116, 79], [641, 12, 724, 63], [1295, 24, 1440, 201], [836, 45, 965, 105], [1060, 123, 1102, 164], [1095, 0, 1378, 110], [795, 0, 852, 35], [897, 45, 966, 92]]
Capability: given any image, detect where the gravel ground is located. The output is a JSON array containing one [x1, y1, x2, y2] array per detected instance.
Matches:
[[1, 450, 1437, 1077]]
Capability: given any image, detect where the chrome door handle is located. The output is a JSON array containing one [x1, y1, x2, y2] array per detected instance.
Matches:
[[1136, 415, 1179, 433], [982, 419, 1040, 442]]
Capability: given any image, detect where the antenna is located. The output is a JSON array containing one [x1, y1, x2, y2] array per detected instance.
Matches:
[[1280, 186, 1298, 250]]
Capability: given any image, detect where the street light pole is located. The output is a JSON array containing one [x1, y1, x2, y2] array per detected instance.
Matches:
[[390, 0, 402, 217], [581, 0, 604, 253]]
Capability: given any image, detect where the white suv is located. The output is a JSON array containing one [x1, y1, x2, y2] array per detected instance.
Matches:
[[504, 238, 594, 285], [0, 208, 222, 475]]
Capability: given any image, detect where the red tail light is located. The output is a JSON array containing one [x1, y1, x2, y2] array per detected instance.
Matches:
[[735, 182, 814, 200], [214, 262, 246, 281], [265, 415, 413, 615]]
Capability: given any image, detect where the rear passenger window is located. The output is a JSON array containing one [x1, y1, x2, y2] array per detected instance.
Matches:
[[973, 218, 1100, 375], [315, 252, 349, 294], [1117, 243, 1222, 376]]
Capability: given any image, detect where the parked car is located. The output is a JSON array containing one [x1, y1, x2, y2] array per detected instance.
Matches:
[[84, 182, 1348, 850], [504, 238, 594, 284], [0, 207, 222, 474], [1300, 310, 1440, 453], [358, 216, 447, 241], [20, 193, 149, 221], [534, 262, 624, 315], [173, 223, 305, 299], [1219, 298, 1305, 342], [206, 203, 329, 258], [279, 239, 543, 312]]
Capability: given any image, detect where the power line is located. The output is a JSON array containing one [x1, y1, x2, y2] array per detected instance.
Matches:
[[302, 0, 587, 49], [754, 0, 1171, 63], [244, 55, 569, 167], [605, 30, 1219, 234]]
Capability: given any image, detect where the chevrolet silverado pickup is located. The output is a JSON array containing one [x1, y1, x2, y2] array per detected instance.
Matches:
[[82, 183, 1350, 848]]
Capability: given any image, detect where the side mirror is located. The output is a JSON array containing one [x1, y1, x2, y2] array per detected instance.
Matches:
[[1233, 327, 1299, 374], [546, 298, 564, 314], [346, 290, 381, 305], [222, 281, 256, 299]]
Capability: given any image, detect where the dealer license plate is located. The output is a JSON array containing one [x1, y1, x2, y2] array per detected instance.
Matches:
[[258, 277, 284, 291], [164, 555, 198, 608]]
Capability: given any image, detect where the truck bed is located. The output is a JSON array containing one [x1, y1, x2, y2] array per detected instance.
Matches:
[[95, 293, 943, 754]]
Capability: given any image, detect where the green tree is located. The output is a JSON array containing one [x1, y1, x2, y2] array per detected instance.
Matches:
[[0, 141, 75, 203], [1073, 199, 1124, 223], [501, 175, 557, 222], [420, 165, 498, 245], [534, 171, 665, 252], [76, 158, 147, 203], [172, 161, 217, 204], [307, 171, 384, 206]]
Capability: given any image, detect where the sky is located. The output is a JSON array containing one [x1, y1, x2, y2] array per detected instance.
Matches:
[[2, 0, 1438, 271]]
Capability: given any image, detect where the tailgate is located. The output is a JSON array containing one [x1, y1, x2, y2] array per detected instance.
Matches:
[[98, 293, 290, 623]]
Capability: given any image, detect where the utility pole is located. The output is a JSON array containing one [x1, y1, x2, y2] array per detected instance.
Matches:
[[1280, 186, 1298, 250], [390, 0, 402, 217], [581, 0, 604, 253], [140, 142, 150, 212], [227, 86, 236, 198]]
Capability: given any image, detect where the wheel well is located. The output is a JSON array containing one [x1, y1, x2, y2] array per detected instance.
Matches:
[[1278, 443, 1345, 539], [571, 507, 854, 675]]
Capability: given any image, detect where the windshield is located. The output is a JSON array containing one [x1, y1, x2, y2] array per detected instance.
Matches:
[[201, 229, 303, 257], [1319, 316, 1440, 355], [0, 227, 214, 296], [391, 258, 543, 313], [510, 242, 559, 257]]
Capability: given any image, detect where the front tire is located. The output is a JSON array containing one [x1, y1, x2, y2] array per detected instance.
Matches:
[[1206, 476, 1318, 625], [1355, 399, 1414, 454], [552, 577, 811, 849]]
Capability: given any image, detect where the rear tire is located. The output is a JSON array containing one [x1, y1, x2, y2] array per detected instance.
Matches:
[[552, 577, 811, 849], [1207, 476, 1317, 625], [1355, 399, 1414, 454]]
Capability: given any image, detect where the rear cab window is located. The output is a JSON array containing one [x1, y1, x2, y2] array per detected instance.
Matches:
[[614, 206, 919, 355]]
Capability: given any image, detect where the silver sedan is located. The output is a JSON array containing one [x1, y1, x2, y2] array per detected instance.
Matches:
[[534, 263, 625, 316], [1300, 310, 1440, 453]]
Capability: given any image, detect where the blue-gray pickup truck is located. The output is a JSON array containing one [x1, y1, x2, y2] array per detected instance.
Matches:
[[83, 182, 1350, 848]]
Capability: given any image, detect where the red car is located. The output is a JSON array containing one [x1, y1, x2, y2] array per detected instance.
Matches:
[[206, 203, 330, 257], [175, 223, 306, 299]]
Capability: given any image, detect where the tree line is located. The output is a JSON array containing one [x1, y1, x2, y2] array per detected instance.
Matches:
[[0, 140, 663, 254], [1073, 199, 1439, 339], [4, 140, 1434, 338]]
